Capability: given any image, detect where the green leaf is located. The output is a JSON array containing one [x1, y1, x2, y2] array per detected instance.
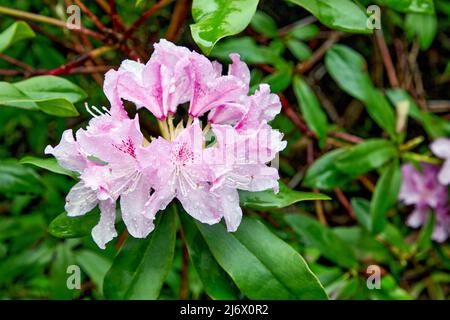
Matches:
[[180, 213, 239, 300], [75, 249, 112, 294], [379, 0, 434, 14], [288, 0, 372, 34], [333, 226, 392, 263], [286, 39, 312, 61], [211, 37, 282, 65], [285, 214, 358, 269], [239, 182, 330, 210], [405, 12, 437, 50], [0, 21, 35, 53], [325, 45, 396, 137], [0, 81, 80, 117], [14, 76, 87, 103], [190, 0, 260, 54], [0, 161, 43, 194], [195, 216, 328, 299], [293, 76, 329, 146], [352, 197, 410, 253], [416, 211, 435, 253], [325, 44, 373, 101], [20, 156, 78, 179], [288, 24, 319, 41], [250, 11, 278, 38], [303, 148, 356, 190], [262, 65, 293, 93], [370, 160, 401, 234], [335, 139, 397, 176], [103, 206, 177, 299], [48, 210, 100, 239]]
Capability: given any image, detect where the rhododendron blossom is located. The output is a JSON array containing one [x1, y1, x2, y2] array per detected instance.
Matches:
[[399, 163, 450, 242], [45, 40, 286, 248]]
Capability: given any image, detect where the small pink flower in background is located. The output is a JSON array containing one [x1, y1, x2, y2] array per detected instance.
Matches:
[[399, 163, 449, 242], [430, 138, 450, 186], [45, 40, 286, 248]]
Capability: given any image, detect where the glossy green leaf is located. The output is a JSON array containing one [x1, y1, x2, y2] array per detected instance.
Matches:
[[379, 0, 434, 14], [293, 76, 328, 146], [325, 44, 373, 101], [0, 21, 35, 53], [289, 24, 319, 41], [250, 11, 278, 38], [180, 213, 239, 300], [0, 81, 80, 117], [335, 139, 397, 176], [287, 39, 312, 61], [405, 12, 437, 50], [285, 214, 358, 269], [0, 161, 43, 194], [48, 210, 99, 239], [239, 182, 330, 210], [20, 156, 78, 179], [103, 206, 177, 299], [14, 76, 87, 104], [288, 0, 372, 34], [370, 160, 401, 234], [211, 37, 282, 65], [303, 148, 356, 190], [262, 65, 293, 93], [190, 0, 259, 54], [325, 45, 396, 137], [196, 217, 328, 299]]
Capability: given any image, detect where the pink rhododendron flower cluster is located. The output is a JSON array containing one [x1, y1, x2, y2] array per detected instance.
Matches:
[[399, 162, 449, 243], [45, 40, 286, 249]]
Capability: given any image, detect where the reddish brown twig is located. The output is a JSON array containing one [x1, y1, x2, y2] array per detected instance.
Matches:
[[295, 31, 341, 74], [74, 0, 111, 34], [0, 53, 33, 72], [165, 0, 190, 41], [278, 93, 315, 138], [328, 131, 364, 144], [334, 188, 355, 219], [123, 0, 173, 41], [375, 28, 400, 88]]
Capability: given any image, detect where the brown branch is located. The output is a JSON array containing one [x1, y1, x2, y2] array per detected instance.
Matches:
[[0, 53, 33, 72], [0, 6, 105, 40], [334, 188, 355, 219], [165, 0, 190, 41], [74, 0, 111, 34], [375, 28, 400, 88], [123, 0, 173, 41], [295, 31, 341, 74]]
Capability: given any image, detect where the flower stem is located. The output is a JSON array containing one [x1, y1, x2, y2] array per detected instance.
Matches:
[[168, 114, 175, 140]]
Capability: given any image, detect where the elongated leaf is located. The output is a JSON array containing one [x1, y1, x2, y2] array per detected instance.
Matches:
[[352, 197, 410, 253], [289, 24, 319, 41], [239, 182, 330, 210], [180, 213, 239, 300], [293, 76, 328, 146], [14, 76, 87, 104], [303, 148, 356, 190], [50, 243, 75, 300], [379, 0, 434, 14], [288, 0, 371, 34], [287, 39, 312, 61], [325, 45, 396, 137], [103, 206, 177, 299], [196, 217, 328, 299], [48, 210, 100, 239], [370, 160, 401, 234], [190, 0, 259, 54], [0, 161, 42, 194], [335, 139, 397, 176], [285, 214, 358, 269], [405, 12, 437, 50], [250, 11, 278, 38], [20, 156, 78, 179], [0, 81, 80, 117], [0, 21, 35, 53]]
